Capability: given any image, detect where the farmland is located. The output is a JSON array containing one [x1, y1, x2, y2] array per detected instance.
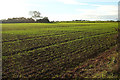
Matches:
[[2, 23, 118, 78]]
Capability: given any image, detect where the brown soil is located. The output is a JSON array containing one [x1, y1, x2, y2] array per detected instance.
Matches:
[[61, 46, 119, 78]]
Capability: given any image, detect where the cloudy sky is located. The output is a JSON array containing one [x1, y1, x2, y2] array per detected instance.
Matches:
[[0, 0, 119, 21]]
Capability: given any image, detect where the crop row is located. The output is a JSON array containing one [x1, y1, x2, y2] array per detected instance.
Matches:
[[2, 31, 116, 56], [3, 33, 117, 78], [3, 31, 85, 55]]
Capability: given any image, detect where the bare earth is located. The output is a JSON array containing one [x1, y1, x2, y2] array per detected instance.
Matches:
[[61, 46, 119, 78]]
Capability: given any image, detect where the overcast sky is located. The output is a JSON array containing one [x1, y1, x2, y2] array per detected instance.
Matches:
[[0, 0, 119, 21]]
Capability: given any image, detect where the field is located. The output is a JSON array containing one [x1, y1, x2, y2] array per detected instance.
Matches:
[[2, 23, 118, 78]]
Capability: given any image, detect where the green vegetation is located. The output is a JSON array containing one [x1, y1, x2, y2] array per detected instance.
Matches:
[[53, 20, 117, 23], [2, 22, 118, 78]]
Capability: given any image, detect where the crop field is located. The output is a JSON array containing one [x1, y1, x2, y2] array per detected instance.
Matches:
[[2, 23, 118, 78]]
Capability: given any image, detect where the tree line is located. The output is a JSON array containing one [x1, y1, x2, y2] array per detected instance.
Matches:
[[1, 17, 50, 23], [1, 11, 50, 23], [53, 20, 117, 23]]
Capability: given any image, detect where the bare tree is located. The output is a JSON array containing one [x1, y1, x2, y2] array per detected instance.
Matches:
[[29, 11, 42, 21]]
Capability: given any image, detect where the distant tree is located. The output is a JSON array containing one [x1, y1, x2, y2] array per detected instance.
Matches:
[[29, 11, 41, 21], [2, 17, 35, 23], [43, 17, 48, 19], [43, 17, 49, 22], [36, 17, 50, 23]]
